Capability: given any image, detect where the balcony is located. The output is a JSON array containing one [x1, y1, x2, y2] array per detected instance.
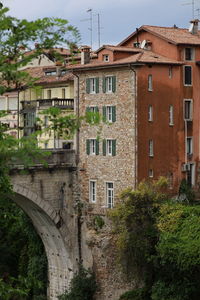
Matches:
[[20, 98, 74, 112], [37, 98, 74, 110]]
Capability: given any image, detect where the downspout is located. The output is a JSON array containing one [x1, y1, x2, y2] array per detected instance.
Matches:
[[17, 90, 20, 140], [129, 64, 138, 189], [72, 72, 82, 265]]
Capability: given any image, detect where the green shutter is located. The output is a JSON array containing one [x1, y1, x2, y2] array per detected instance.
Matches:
[[102, 106, 106, 122], [103, 139, 106, 156], [95, 77, 99, 93], [96, 139, 99, 155], [112, 140, 116, 156], [112, 106, 116, 122], [86, 78, 90, 94], [112, 76, 116, 93], [95, 106, 99, 113], [86, 106, 90, 113], [102, 77, 106, 93], [86, 139, 90, 155]]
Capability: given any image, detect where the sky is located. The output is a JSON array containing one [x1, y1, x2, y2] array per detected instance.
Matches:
[[2, 0, 199, 50]]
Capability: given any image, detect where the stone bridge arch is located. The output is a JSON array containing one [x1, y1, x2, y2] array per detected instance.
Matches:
[[10, 183, 76, 300]]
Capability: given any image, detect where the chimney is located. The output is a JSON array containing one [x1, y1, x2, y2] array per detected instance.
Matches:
[[189, 19, 199, 34], [81, 46, 91, 64]]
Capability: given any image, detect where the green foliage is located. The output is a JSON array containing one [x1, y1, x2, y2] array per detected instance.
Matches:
[[0, 4, 80, 93], [58, 267, 97, 300], [177, 178, 195, 203], [93, 215, 105, 231], [119, 288, 149, 300], [109, 177, 168, 282]]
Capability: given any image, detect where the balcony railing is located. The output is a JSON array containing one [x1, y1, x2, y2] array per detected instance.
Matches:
[[20, 98, 74, 111], [37, 98, 74, 110]]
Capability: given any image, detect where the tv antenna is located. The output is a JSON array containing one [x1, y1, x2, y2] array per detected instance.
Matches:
[[81, 8, 93, 49], [182, 0, 200, 18]]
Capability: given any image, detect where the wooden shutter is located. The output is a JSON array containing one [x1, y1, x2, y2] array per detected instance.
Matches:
[[112, 106, 116, 122], [86, 78, 90, 94], [112, 76, 116, 93], [96, 139, 99, 155], [102, 106, 106, 122], [95, 106, 99, 113], [103, 139, 106, 156], [86, 107, 90, 113], [95, 77, 99, 93], [102, 77, 106, 93], [112, 140, 116, 156], [86, 139, 90, 155]]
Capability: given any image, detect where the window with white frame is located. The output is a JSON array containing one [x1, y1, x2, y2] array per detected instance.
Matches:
[[148, 74, 153, 91], [103, 106, 116, 123], [89, 180, 96, 203], [148, 105, 153, 121], [103, 54, 109, 62], [86, 77, 99, 94], [86, 139, 99, 155], [106, 182, 114, 208], [90, 78, 96, 94], [184, 65, 192, 85], [47, 89, 51, 99], [169, 66, 172, 78], [185, 48, 194, 61], [186, 137, 193, 155], [149, 139, 154, 157], [169, 105, 174, 125], [184, 99, 193, 120], [105, 76, 112, 93], [149, 169, 153, 178], [103, 139, 116, 156]]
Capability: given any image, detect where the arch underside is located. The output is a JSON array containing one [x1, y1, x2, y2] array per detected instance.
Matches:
[[10, 184, 73, 300]]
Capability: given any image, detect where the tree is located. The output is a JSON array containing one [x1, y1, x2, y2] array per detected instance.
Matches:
[[0, 3, 80, 94]]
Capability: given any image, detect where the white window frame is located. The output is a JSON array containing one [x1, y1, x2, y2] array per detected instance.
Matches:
[[105, 76, 113, 93], [183, 65, 192, 86], [89, 180, 97, 203], [90, 139, 96, 155], [148, 105, 153, 122], [106, 106, 113, 123], [149, 169, 153, 178], [169, 66, 172, 79], [186, 137, 193, 155], [90, 78, 96, 94], [106, 139, 113, 156], [103, 54, 109, 62], [149, 139, 154, 157], [106, 182, 114, 208], [184, 47, 194, 61], [184, 99, 193, 120], [169, 105, 174, 126], [148, 74, 153, 91]]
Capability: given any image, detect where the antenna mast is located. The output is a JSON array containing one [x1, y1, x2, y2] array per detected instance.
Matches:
[[87, 8, 93, 49]]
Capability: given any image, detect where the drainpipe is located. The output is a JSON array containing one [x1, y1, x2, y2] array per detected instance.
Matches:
[[73, 73, 80, 166], [17, 90, 20, 140], [129, 64, 138, 189]]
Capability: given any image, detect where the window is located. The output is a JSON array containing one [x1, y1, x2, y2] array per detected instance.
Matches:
[[149, 169, 153, 178], [184, 99, 193, 120], [86, 139, 99, 155], [103, 106, 116, 123], [169, 66, 172, 78], [62, 88, 66, 98], [148, 105, 153, 121], [86, 106, 99, 123], [106, 182, 114, 208], [185, 48, 194, 61], [148, 74, 153, 91], [86, 78, 99, 94], [44, 116, 48, 128], [89, 180, 96, 203], [169, 105, 174, 125], [86, 106, 99, 113], [103, 139, 116, 156], [186, 137, 193, 155], [103, 76, 116, 93], [47, 89, 51, 99], [44, 142, 48, 149], [184, 65, 192, 85], [45, 71, 57, 76], [8, 97, 18, 110], [103, 54, 109, 62], [149, 139, 154, 157]]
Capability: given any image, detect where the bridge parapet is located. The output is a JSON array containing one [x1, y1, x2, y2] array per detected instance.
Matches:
[[10, 149, 76, 170]]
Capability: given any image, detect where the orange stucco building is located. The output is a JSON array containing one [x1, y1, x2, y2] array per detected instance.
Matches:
[[69, 21, 200, 208]]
